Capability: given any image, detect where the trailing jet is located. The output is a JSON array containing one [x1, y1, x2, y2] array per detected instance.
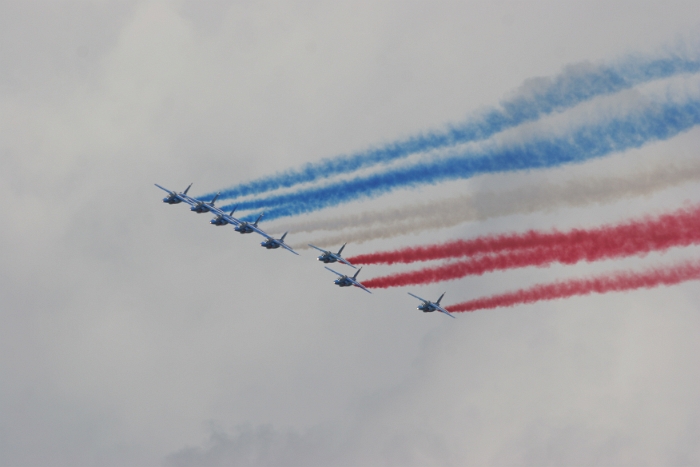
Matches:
[[325, 267, 371, 294], [234, 213, 266, 235], [190, 192, 220, 214], [260, 232, 299, 255], [155, 183, 193, 205], [210, 207, 240, 226], [308, 243, 355, 268], [408, 292, 455, 318]]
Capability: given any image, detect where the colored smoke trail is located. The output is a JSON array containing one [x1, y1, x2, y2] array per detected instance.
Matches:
[[446, 259, 700, 312], [281, 156, 700, 248], [350, 204, 700, 266], [204, 53, 700, 202], [363, 205, 700, 288], [230, 94, 700, 222]]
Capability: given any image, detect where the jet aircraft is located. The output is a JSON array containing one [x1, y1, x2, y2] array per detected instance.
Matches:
[[190, 192, 221, 214], [155, 183, 193, 204], [260, 232, 299, 255], [308, 243, 355, 268], [235, 213, 266, 236], [408, 292, 455, 318], [210, 207, 240, 226], [325, 267, 371, 293]]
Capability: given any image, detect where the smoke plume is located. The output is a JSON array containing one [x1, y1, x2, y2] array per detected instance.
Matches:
[[351, 203, 700, 266], [203, 53, 700, 203], [281, 156, 700, 249], [446, 259, 700, 312]]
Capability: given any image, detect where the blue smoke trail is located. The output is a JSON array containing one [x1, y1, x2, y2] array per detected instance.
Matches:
[[201, 53, 700, 203], [228, 97, 700, 222]]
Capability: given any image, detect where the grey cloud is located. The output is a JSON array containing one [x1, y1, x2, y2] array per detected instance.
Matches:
[[164, 424, 344, 467]]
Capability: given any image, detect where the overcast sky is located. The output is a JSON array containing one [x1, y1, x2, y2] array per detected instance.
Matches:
[[1, 1, 700, 466]]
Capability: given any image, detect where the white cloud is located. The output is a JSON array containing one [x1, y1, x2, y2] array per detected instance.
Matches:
[[0, 1, 699, 466]]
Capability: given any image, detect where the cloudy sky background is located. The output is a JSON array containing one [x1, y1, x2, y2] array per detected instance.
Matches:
[[1, 1, 700, 466]]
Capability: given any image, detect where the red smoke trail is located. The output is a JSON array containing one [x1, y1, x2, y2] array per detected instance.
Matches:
[[446, 259, 700, 312], [363, 208, 700, 288], [348, 204, 700, 265]]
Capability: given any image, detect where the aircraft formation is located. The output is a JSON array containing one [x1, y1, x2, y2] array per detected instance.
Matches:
[[153, 53, 700, 314], [156, 183, 455, 318]]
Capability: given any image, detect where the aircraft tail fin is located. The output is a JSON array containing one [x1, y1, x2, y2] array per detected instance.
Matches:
[[254, 213, 264, 226], [183, 183, 192, 195], [337, 243, 346, 255], [353, 267, 362, 279], [209, 192, 220, 205], [280, 232, 288, 242], [437, 292, 446, 305], [229, 206, 237, 216]]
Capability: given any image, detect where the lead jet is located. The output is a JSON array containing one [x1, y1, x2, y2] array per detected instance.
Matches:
[[190, 192, 221, 214], [210, 207, 240, 226], [155, 183, 193, 205], [260, 232, 299, 255], [325, 267, 371, 293], [308, 243, 355, 268], [408, 292, 455, 318], [235, 213, 266, 236]]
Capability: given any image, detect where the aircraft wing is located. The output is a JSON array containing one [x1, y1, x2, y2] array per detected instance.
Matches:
[[351, 279, 372, 294], [307, 244, 328, 254], [336, 256, 357, 268], [434, 305, 456, 319], [154, 183, 172, 194], [155, 183, 190, 203], [206, 204, 225, 216], [249, 224, 271, 238], [221, 213, 242, 226], [179, 195, 199, 207], [277, 241, 299, 255], [408, 292, 429, 303], [324, 266, 344, 277]]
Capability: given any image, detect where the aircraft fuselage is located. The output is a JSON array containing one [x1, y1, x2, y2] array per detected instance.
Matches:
[[418, 303, 435, 313], [235, 224, 254, 234], [163, 195, 182, 204], [334, 278, 352, 287], [191, 205, 211, 213], [210, 216, 228, 226], [317, 254, 336, 263], [261, 240, 280, 249]]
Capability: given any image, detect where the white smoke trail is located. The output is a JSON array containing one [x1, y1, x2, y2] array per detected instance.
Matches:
[[282, 157, 700, 249]]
